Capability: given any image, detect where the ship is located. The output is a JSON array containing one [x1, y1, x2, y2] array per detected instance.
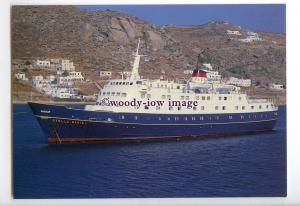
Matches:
[[28, 39, 278, 143]]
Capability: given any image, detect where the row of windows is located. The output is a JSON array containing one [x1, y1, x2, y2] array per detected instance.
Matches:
[[101, 92, 127, 97], [117, 113, 271, 121], [138, 105, 270, 111], [145, 95, 243, 101], [110, 82, 133, 85]]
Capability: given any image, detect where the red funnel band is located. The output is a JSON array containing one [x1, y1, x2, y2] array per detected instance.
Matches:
[[192, 73, 207, 78]]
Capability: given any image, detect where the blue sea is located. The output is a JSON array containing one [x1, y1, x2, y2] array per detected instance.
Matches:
[[13, 104, 287, 198]]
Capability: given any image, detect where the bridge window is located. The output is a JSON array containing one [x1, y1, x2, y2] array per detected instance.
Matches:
[[207, 96, 211, 100], [251, 106, 254, 109], [201, 106, 205, 110], [215, 106, 219, 110], [235, 106, 238, 110], [196, 96, 200, 100], [186, 96, 190, 100], [178, 107, 181, 111], [242, 106, 245, 110], [222, 106, 226, 110], [111, 92, 115, 96], [193, 106, 197, 110], [144, 106, 149, 110], [156, 106, 160, 110], [259, 105, 262, 109], [116, 92, 120, 96], [107, 92, 110, 96], [224, 97, 227, 100], [121, 93, 126, 97], [130, 82, 133, 85], [219, 96, 222, 100], [239, 96, 242, 100], [202, 96, 205, 100]]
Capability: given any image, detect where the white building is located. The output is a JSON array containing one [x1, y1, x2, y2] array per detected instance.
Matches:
[[14, 73, 28, 81], [100, 71, 112, 77], [247, 31, 257, 36], [60, 59, 75, 71], [227, 77, 251, 87], [269, 83, 284, 90], [53, 88, 75, 99], [32, 75, 44, 84], [46, 75, 56, 82], [58, 76, 73, 85], [203, 63, 213, 70], [68, 71, 84, 81], [206, 71, 221, 81], [57, 72, 84, 84], [183, 70, 193, 75], [239, 33, 262, 43], [226, 30, 242, 35], [50, 59, 60, 64], [35, 60, 51, 68]]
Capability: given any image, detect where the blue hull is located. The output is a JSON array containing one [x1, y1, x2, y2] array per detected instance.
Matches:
[[28, 102, 278, 143]]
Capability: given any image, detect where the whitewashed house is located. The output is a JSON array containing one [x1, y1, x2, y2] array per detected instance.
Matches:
[[14, 73, 28, 81], [68, 71, 84, 81], [226, 30, 242, 35], [183, 70, 193, 75], [227, 77, 251, 87], [46, 75, 56, 82], [207, 71, 221, 81], [32, 75, 44, 84], [60, 59, 75, 71], [203, 63, 213, 70], [34, 60, 51, 68], [247, 31, 257, 36], [239, 32, 263, 43], [100, 71, 112, 77], [53, 88, 75, 99], [269, 83, 284, 90]]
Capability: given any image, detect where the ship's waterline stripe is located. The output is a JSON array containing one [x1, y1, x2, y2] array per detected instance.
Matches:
[[47, 128, 275, 142], [35, 115, 277, 126]]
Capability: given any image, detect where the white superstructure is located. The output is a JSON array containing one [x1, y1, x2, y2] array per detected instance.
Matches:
[[85, 40, 276, 115]]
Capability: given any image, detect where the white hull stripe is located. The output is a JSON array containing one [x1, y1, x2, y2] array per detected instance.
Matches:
[[35, 115, 277, 126]]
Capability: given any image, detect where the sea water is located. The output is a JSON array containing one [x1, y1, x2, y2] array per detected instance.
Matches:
[[13, 104, 286, 198]]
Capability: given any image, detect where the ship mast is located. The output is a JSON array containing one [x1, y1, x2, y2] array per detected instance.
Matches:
[[130, 39, 144, 80]]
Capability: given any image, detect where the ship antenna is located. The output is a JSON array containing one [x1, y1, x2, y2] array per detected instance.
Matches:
[[196, 54, 201, 70]]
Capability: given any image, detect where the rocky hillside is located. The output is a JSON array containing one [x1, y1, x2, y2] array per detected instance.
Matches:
[[11, 6, 286, 85]]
